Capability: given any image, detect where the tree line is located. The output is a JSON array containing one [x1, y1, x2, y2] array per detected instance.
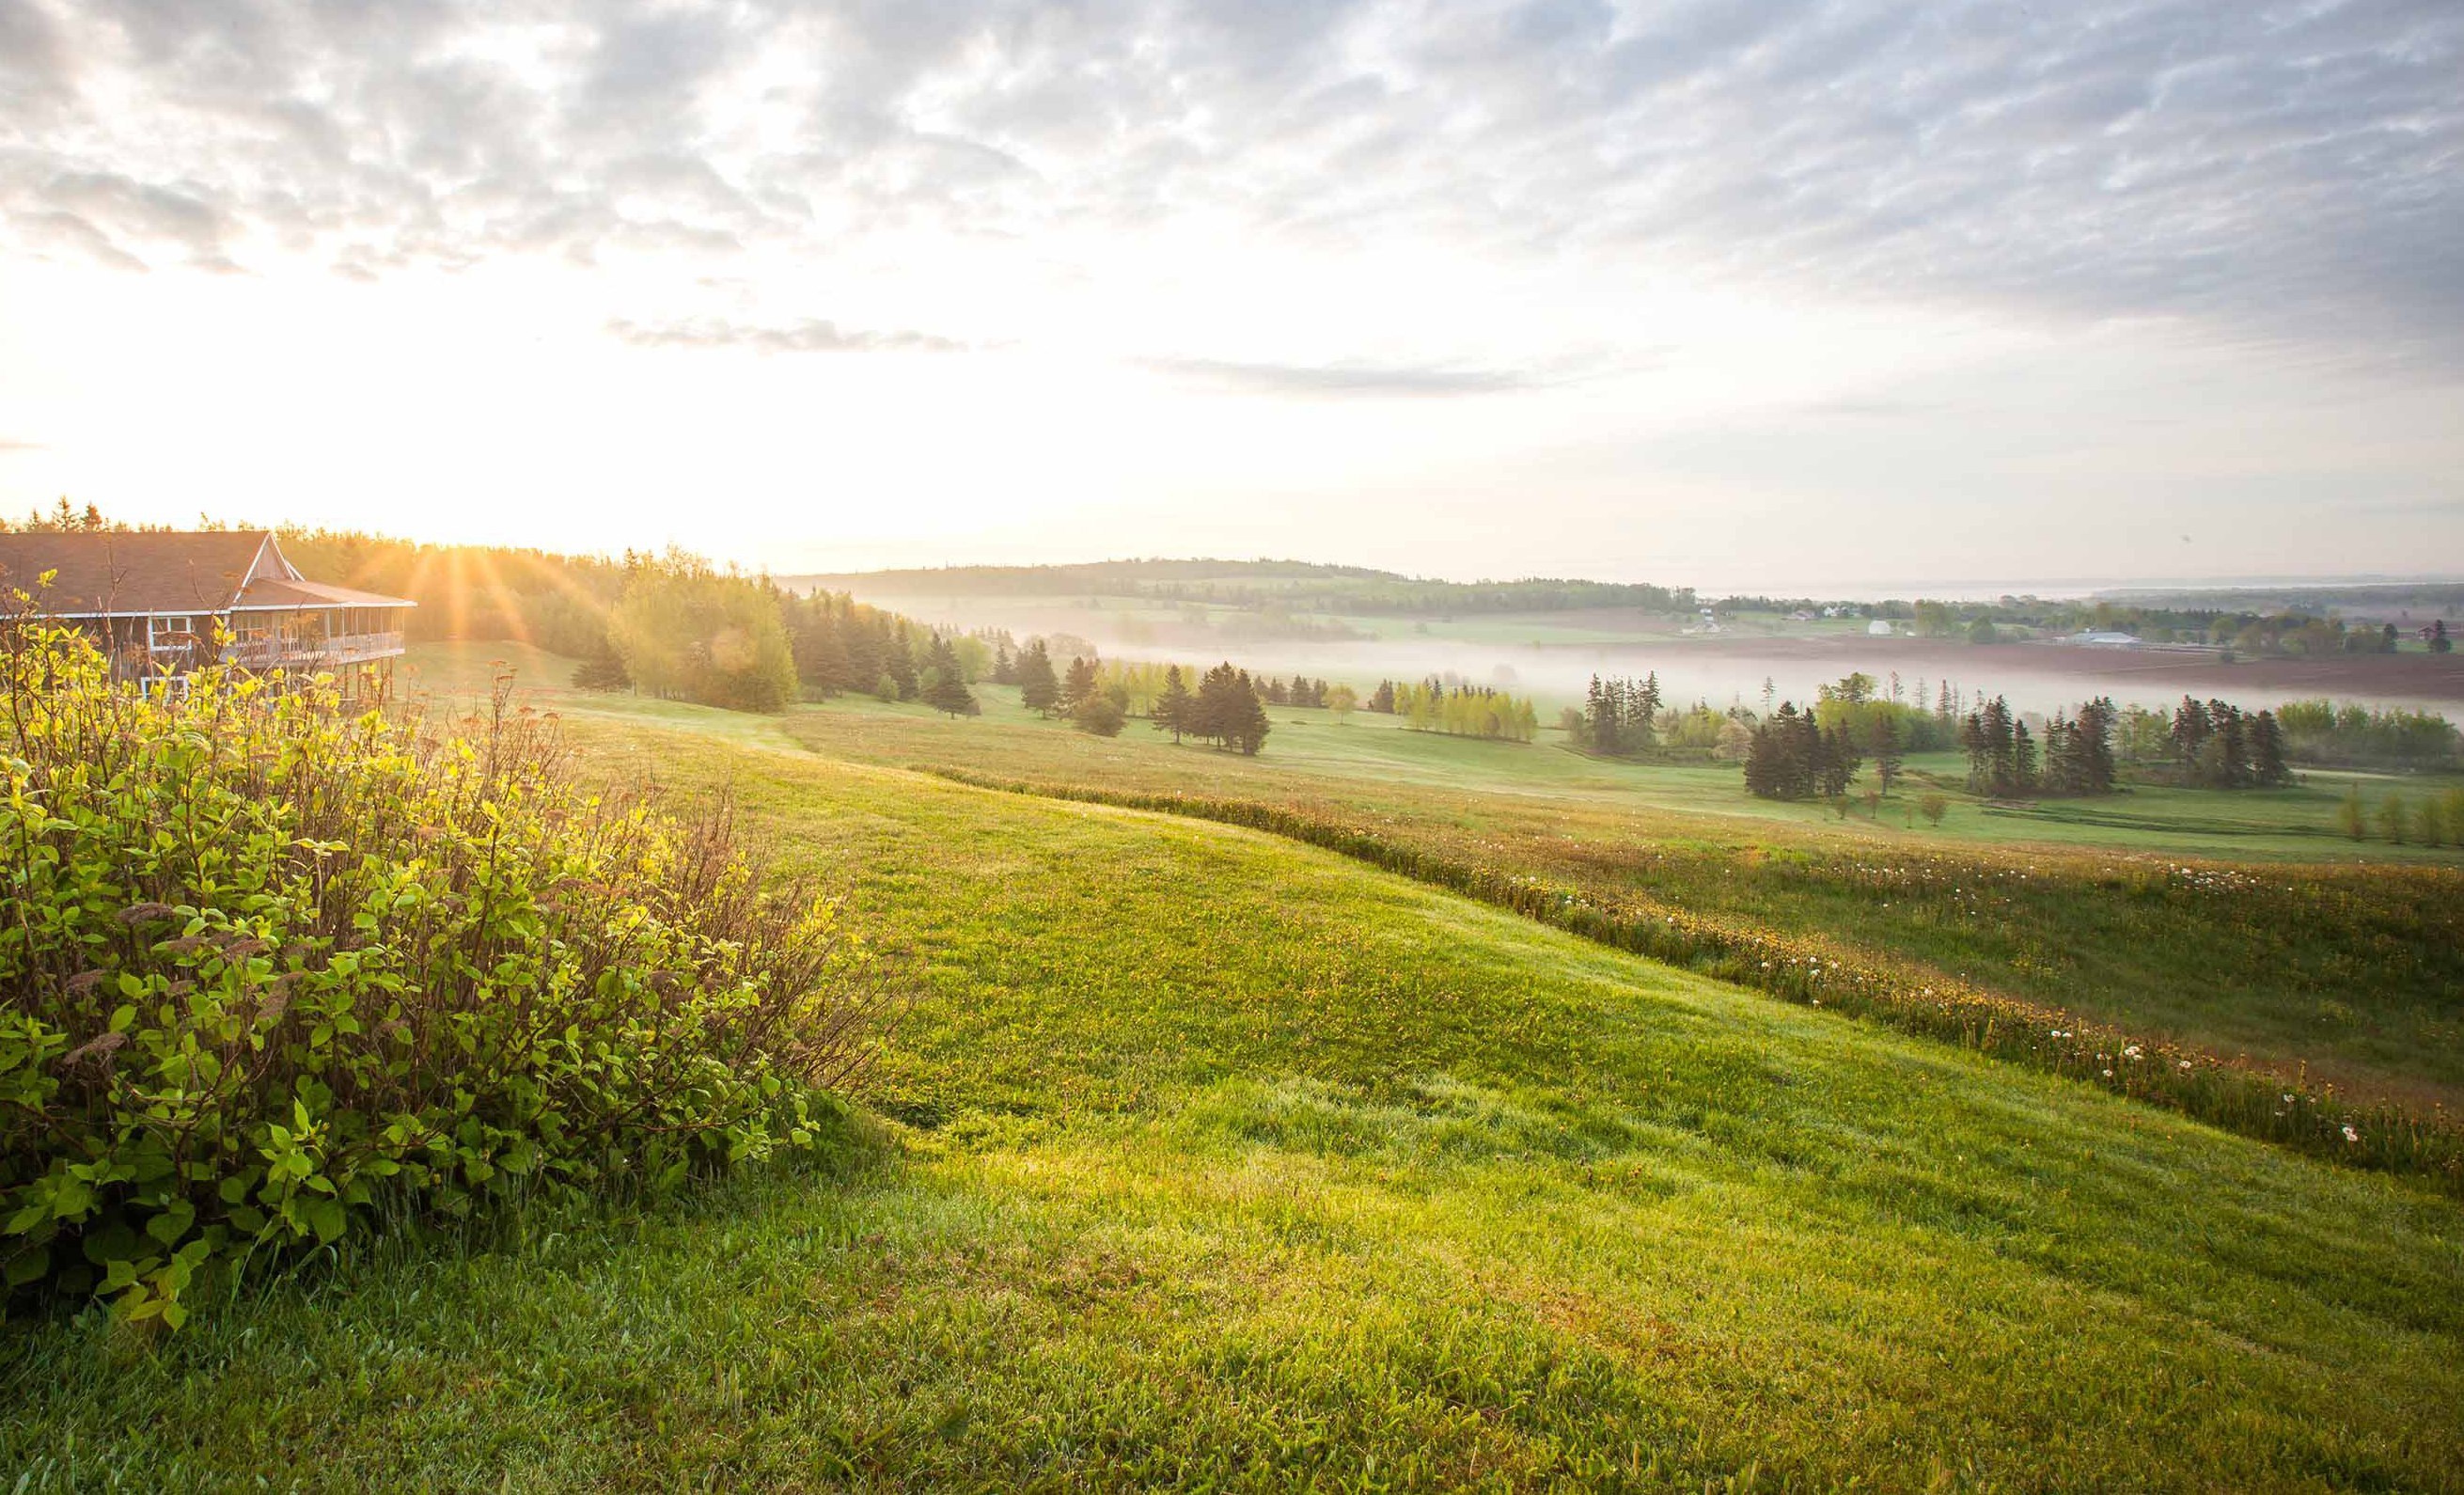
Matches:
[[1383, 679, 1539, 742]]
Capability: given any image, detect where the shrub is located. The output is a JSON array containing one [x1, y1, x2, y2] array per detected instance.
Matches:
[[1072, 696, 1127, 737], [1, 628, 885, 1328]]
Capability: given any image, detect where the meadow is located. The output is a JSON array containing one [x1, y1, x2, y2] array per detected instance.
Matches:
[[7, 686, 2463, 1491]]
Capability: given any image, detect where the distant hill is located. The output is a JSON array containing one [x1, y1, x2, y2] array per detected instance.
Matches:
[[778, 559, 1699, 617]]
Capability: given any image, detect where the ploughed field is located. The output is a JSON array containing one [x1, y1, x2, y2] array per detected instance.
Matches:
[[8, 687, 2460, 1491]]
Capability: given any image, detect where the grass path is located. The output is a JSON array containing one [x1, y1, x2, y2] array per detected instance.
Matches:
[[10, 709, 2459, 1490]]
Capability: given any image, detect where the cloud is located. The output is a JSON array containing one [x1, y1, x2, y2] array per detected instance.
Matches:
[[0, 0, 2455, 368], [1140, 356, 1533, 398], [605, 315, 966, 354]]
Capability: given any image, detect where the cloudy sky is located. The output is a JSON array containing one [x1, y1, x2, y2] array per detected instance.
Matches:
[[1, 0, 2457, 591]]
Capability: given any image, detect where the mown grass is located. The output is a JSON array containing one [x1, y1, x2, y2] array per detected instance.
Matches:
[[8, 705, 2461, 1491], [746, 683, 2464, 1111]]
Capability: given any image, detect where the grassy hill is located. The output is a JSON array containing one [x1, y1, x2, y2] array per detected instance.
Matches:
[[8, 687, 2461, 1489]]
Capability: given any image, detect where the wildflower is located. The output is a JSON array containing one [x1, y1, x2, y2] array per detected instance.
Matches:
[[2342, 1125, 2360, 1143], [2177, 1060, 2193, 1070], [2122, 1045, 2142, 1061]]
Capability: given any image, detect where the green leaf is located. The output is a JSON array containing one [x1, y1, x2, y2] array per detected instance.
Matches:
[[300, 1196, 346, 1244]]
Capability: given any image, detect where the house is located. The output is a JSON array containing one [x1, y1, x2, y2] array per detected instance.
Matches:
[[2064, 630, 2143, 649], [0, 529, 415, 696], [1867, 619, 1893, 637]]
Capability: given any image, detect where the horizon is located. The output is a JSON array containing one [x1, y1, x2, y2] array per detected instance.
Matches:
[[2, 1, 2458, 586]]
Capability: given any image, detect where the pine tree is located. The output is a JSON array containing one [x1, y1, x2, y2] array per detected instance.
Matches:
[[2434, 620, 2453, 654], [1868, 714, 1903, 795], [1370, 680, 1396, 714], [1194, 662, 1244, 748], [2250, 709, 2291, 787], [1017, 639, 1059, 716], [921, 636, 979, 716], [1232, 671, 1271, 755], [571, 635, 631, 691], [1060, 655, 1097, 716], [884, 622, 918, 700], [2076, 696, 2118, 794], [1154, 664, 1192, 743]]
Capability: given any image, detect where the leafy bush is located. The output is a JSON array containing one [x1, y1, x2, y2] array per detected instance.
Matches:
[[1, 628, 885, 1327]]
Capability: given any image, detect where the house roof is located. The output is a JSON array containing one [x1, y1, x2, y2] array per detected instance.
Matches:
[[233, 576, 418, 611], [0, 531, 413, 617]]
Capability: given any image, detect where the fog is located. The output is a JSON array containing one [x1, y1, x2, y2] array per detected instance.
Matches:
[[846, 593, 2464, 720]]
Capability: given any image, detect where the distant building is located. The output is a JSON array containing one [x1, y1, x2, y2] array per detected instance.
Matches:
[[0, 529, 415, 695], [2065, 630, 2143, 649], [1867, 619, 1893, 636]]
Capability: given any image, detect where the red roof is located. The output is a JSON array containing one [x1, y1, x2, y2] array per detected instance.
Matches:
[[0, 531, 413, 617]]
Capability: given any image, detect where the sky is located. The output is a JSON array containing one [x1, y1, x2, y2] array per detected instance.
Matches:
[[0, 0, 2458, 594]]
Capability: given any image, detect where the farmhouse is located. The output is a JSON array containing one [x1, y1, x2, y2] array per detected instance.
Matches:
[[0, 529, 414, 695]]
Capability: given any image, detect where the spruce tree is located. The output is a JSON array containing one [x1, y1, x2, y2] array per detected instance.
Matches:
[[1232, 671, 1272, 755], [1060, 656, 1097, 716], [1017, 640, 1060, 716], [1154, 664, 1193, 743], [1868, 714, 1903, 795], [884, 622, 918, 700], [2251, 709, 2291, 786], [921, 636, 979, 716], [1194, 662, 1243, 748]]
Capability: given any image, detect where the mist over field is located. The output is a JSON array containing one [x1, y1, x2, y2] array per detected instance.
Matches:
[[808, 583, 2464, 718]]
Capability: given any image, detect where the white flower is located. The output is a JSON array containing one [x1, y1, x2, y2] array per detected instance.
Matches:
[[2342, 1125, 2361, 1143], [2122, 1045, 2142, 1061]]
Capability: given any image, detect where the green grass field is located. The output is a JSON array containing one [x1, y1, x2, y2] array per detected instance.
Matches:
[[394, 645, 2464, 1111], [8, 691, 2463, 1490]]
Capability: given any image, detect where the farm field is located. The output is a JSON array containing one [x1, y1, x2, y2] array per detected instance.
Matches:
[[8, 693, 2463, 1491]]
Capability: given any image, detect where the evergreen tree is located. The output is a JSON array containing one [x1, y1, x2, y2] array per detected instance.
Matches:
[[2250, 709, 2292, 786], [1193, 662, 1244, 748], [2075, 696, 2119, 794], [1635, 671, 1663, 750], [1017, 639, 1059, 716], [570, 636, 631, 692], [992, 638, 1017, 685], [920, 636, 979, 716], [1154, 664, 1193, 743], [1868, 714, 1903, 795], [883, 622, 918, 700], [1816, 722, 1860, 798], [1370, 680, 1396, 714], [1231, 671, 1271, 755], [1060, 655, 1098, 715], [2434, 620, 2453, 654]]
